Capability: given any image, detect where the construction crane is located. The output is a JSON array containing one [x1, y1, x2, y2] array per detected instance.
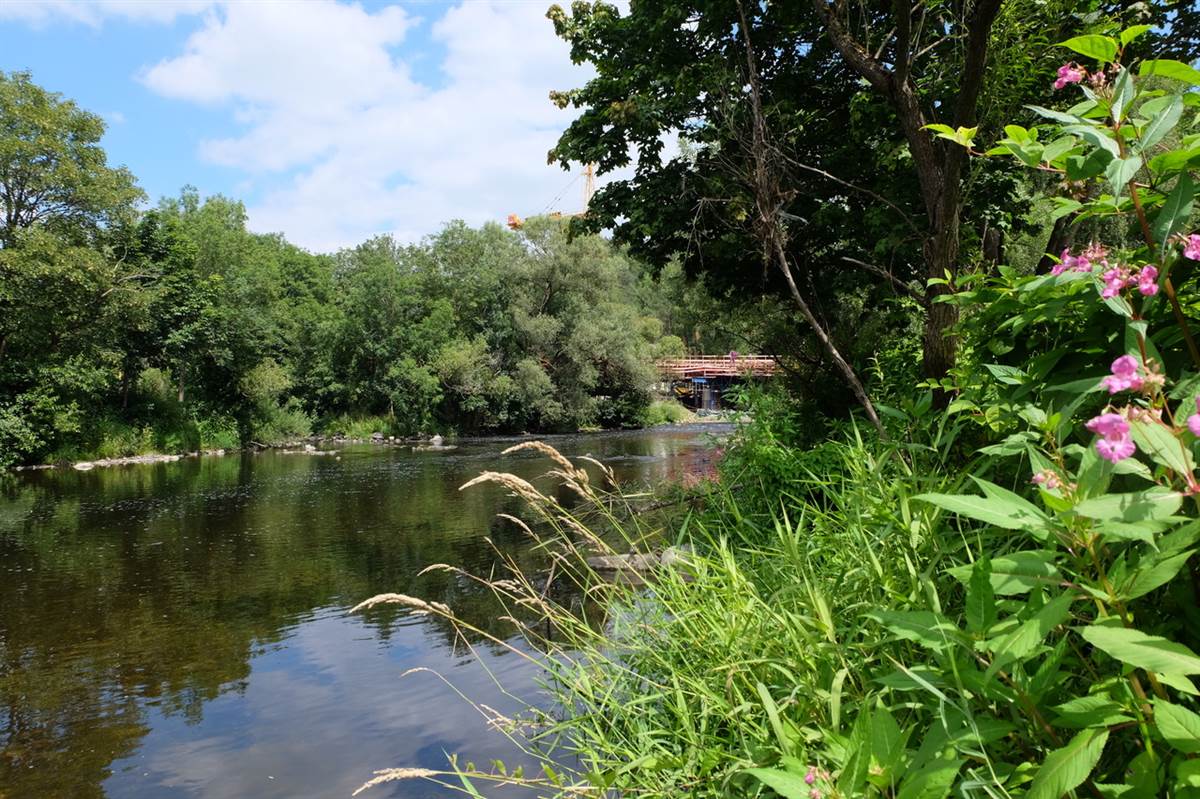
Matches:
[[508, 163, 595, 231]]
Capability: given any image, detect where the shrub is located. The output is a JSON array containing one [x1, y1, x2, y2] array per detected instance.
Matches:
[[641, 399, 694, 427]]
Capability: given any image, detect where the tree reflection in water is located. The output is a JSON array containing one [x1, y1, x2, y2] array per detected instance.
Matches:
[[0, 427, 725, 798]]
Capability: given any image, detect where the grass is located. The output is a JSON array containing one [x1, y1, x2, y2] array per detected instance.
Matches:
[[349, 426, 970, 797], [45, 416, 241, 463], [642, 399, 696, 427], [315, 414, 405, 440]]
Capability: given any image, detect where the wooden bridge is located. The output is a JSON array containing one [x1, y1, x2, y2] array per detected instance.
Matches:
[[655, 355, 778, 379]]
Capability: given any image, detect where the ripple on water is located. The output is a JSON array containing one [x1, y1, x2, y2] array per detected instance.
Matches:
[[0, 428, 726, 798]]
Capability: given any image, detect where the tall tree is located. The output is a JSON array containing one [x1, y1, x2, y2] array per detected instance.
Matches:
[[808, 0, 1004, 384], [0, 71, 141, 247]]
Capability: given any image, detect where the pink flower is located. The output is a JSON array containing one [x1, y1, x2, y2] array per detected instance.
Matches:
[[1054, 62, 1086, 90], [1189, 397, 1200, 437], [1096, 435, 1137, 463], [1082, 243, 1109, 269], [1051, 248, 1075, 276], [1100, 267, 1131, 299], [1087, 412, 1130, 439], [1185, 234, 1200, 261], [809, 791, 821, 799], [1137, 265, 1159, 296], [1087, 411, 1136, 463], [804, 769, 816, 786], [1101, 355, 1145, 394], [1032, 470, 1062, 490]]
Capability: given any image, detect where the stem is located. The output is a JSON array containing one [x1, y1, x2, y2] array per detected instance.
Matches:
[[1128, 179, 1200, 368]]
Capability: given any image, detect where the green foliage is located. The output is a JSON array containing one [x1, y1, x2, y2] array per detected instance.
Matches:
[[0, 74, 724, 467], [641, 400, 694, 427], [350, 28, 1200, 799]]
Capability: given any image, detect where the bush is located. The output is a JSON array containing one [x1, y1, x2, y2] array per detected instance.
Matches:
[[641, 399, 694, 427]]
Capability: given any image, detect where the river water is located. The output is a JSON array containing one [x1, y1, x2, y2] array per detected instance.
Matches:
[[0, 426, 726, 799]]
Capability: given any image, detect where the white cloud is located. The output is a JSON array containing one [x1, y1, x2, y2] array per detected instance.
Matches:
[[5, 0, 622, 252], [135, 0, 604, 251], [0, 0, 212, 27]]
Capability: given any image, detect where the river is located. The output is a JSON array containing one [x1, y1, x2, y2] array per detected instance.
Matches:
[[0, 426, 726, 799]]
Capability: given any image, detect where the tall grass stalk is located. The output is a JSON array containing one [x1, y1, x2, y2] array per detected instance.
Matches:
[[351, 431, 969, 797]]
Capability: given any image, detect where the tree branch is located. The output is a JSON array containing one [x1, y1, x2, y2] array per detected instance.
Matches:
[[893, 0, 912, 83], [841, 256, 929, 306], [783, 155, 921, 236]]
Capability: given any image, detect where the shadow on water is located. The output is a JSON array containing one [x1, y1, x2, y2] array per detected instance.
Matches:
[[0, 425, 728, 799]]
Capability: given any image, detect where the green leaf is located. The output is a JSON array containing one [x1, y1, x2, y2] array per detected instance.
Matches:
[[1139, 95, 1183, 151], [896, 757, 963, 799], [1067, 149, 1112, 181], [1027, 728, 1109, 799], [1129, 417, 1195, 476], [1160, 521, 1200, 554], [1053, 695, 1133, 729], [1042, 137, 1078, 165], [972, 476, 1052, 533], [986, 591, 1076, 679], [967, 557, 997, 633], [1080, 624, 1200, 674], [1061, 35, 1119, 64], [950, 551, 1061, 595], [1026, 104, 1092, 126], [1097, 520, 1159, 545], [869, 705, 905, 780], [1140, 59, 1200, 86], [1153, 699, 1200, 753], [744, 768, 812, 799], [1151, 173, 1194, 246], [1150, 147, 1200, 177], [1064, 124, 1122, 159], [1120, 25, 1153, 46], [1178, 759, 1200, 788], [916, 484, 1048, 534], [867, 610, 962, 651], [1075, 488, 1183, 524], [1111, 68, 1135, 124], [1106, 154, 1143, 196], [756, 683, 793, 756], [1125, 549, 1195, 599], [1158, 672, 1199, 696]]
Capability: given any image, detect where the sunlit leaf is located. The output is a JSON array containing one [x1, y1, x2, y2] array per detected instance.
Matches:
[[1027, 728, 1109, 799]]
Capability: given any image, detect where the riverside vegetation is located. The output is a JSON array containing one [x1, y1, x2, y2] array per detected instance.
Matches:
[[350, 21, 1200, 799], [0, 71, 744, 470]]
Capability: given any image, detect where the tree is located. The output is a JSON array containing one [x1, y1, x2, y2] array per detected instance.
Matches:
[[0, 71, 142, 247], [545, 0, 1096, 408]]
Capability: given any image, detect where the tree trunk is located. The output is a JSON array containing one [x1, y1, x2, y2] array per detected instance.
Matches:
[[1035, 215, 1078, 274], [177, 368, 186, 403], [982, 224, 1004, 270], [923, 212, 960, 383]]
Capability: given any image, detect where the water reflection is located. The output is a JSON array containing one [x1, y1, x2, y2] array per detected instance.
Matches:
[[0, 426, 725, 798]]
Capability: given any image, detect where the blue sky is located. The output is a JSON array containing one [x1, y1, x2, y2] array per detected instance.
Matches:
[[0, 1, 607, 252]]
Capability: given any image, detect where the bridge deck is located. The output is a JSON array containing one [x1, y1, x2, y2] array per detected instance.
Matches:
[[656, 355, 777, 379]]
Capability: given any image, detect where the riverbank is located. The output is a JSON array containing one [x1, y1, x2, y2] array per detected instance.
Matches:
[[9, 415, 738, 473]]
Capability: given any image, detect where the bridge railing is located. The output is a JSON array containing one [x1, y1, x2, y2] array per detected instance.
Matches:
[[655, 355, 778, 378]]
